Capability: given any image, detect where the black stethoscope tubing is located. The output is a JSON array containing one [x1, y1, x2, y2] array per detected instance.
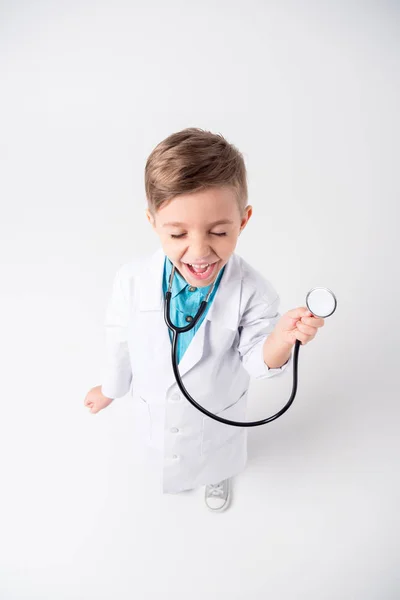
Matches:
[[164, 266, 302, 428]]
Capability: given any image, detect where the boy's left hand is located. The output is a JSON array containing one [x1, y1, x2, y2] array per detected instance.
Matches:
[[274, 307, 325, 347]]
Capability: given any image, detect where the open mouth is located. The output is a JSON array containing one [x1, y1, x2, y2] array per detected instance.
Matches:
[[182, 261, 218, 281]]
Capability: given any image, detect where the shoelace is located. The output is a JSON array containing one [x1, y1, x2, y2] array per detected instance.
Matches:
[[207, 482, 225, 498]]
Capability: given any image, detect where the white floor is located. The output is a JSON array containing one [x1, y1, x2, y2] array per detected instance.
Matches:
[[1, 373, 398, 600]]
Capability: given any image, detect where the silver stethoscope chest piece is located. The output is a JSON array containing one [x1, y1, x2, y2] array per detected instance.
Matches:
[[306, 287, 337, 319]]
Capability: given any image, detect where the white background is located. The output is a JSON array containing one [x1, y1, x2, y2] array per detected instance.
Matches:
[[0, 1, 399, 598]]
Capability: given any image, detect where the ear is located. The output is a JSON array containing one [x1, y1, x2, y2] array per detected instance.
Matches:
[[239, 205, 253, 233], [146, 208, 156, 228]]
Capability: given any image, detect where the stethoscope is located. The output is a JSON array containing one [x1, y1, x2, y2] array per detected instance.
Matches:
[[164, 266, 337, 427]]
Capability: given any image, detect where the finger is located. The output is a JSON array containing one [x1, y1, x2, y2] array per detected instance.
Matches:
[[286, 307, 312, 320], [294, 330, 313, 345], [293, 330, 308, 345], [301, 316, 324, 327], [296, 322, 317, 336]]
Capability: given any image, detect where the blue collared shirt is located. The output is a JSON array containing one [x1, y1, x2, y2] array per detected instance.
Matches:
[[162, 258, 225, 364]]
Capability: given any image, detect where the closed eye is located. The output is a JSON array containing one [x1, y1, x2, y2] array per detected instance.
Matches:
[[170, 232, 227, 239]]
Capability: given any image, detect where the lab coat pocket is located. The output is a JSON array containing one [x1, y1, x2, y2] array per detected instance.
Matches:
[[132, 395, 152, 443], [201, 389, 247, 455]]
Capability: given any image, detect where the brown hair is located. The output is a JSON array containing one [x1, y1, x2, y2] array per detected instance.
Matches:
[[145, 127, 248, 215]]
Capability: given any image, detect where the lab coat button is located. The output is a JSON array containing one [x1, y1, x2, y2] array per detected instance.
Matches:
[[188, 286, 197, 292], [170, 427, 179, 433], [172, 454, 179, 460], [170, 393, 181, 402], [185, 315, 193, 322]]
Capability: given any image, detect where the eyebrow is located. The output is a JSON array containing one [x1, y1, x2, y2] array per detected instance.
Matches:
[[162, 219, 234, 228]]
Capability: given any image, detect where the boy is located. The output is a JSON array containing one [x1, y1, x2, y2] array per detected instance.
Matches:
[[84, 128, 324, 512]]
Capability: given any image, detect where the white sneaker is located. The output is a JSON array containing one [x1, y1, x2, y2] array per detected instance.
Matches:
[[204, 478, 231, 512]]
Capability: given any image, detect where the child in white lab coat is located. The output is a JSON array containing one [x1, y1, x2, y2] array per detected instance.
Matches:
[[84, 127, 325, 511]]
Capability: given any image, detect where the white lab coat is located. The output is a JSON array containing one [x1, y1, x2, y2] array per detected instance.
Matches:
[[101, 247, 292, 493]]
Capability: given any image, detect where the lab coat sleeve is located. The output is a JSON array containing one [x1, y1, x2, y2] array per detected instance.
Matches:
[[237, 291, 293, 380], [100, 264, 133, 399]]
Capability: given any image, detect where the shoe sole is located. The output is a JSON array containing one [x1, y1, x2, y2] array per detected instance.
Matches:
[[205, 491, 231, 512]]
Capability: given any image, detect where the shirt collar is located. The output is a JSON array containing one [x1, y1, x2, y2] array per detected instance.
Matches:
[[164, 257, 218, 299]]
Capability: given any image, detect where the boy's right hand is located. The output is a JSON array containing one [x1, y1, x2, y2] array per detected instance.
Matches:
[[84, 385, 114, 414]]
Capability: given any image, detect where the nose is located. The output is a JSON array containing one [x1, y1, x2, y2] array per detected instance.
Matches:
[[190, 235, 212, 261]]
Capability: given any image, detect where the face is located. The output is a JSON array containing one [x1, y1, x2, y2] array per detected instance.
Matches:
[[146, 186, 252, 287]]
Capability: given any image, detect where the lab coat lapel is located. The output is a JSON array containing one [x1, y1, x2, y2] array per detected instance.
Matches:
[[138, 247, 241, 392], [138, 248, 173, 394]]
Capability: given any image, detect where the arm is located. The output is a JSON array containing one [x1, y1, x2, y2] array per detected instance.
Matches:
[[263, 332, 292, 369], [238, 291, 293, 380]]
